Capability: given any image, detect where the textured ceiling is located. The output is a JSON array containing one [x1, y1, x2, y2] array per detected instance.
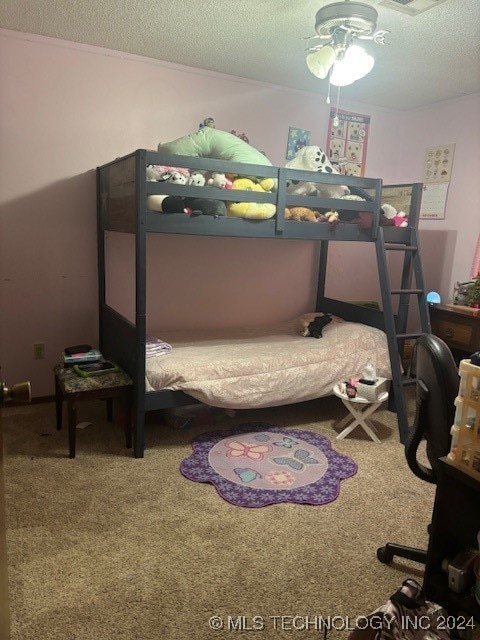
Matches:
[[1, 0, 479, 110]]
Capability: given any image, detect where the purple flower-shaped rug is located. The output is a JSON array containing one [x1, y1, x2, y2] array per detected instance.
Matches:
[[180, 423, 357, 508]]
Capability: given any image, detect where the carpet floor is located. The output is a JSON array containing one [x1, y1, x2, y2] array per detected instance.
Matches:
[[3, 391, 437, 640]]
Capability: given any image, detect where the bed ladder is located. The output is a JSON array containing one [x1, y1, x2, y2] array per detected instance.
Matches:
[[375, 225, 431, 443]]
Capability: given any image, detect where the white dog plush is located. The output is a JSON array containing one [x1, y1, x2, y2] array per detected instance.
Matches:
[[285, 146, 349, 199]]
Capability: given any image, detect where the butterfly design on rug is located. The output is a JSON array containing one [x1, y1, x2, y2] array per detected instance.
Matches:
[[253, 434, 271, 442], [273, 436, 298, 449], [273, 449, 319, 471], [233, 468, 262, 483], [225, 440, 273, 461]]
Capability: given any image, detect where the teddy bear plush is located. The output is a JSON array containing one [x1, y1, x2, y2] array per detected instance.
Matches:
[[318, 210, 339, 223], [299, 313, 332, 338], [284, 207, 318, 222]]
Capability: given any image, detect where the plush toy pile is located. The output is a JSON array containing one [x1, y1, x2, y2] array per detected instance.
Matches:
[[149, 130, 409, 226], [148, 128, 277, 218], [146, 165, 229, 216]]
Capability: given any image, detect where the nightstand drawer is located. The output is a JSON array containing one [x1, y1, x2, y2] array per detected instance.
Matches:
[[429, 305, 480, 356], [430, 317, 474, 350]]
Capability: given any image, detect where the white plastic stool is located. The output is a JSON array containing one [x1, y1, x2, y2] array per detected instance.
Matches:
[[333, 383, 389, 444]]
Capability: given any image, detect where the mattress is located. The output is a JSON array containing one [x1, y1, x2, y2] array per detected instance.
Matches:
[[145, 314, 391, 409]]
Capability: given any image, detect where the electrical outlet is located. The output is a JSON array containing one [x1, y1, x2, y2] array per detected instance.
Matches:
[[33, 343, 45, 359]]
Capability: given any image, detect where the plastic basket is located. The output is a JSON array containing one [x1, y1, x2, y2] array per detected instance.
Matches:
[[446, 360, 480, 481]]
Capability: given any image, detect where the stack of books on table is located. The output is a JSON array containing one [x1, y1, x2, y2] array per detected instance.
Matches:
[[62, 347, 103, 367]]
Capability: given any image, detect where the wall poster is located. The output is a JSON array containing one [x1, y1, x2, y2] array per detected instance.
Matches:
[[326, 109, 370, 176], [420, 143, 456, 220], [286, 127, 311, 160]]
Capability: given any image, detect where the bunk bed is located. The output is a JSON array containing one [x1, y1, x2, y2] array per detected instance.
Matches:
[[97, 149, 429, 458]]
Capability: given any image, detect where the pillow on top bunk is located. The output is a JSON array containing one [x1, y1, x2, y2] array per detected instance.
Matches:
[[157, 128, 272, 167]]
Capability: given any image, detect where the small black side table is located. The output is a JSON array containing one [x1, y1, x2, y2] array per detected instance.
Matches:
[[54, 365, 133, 458]]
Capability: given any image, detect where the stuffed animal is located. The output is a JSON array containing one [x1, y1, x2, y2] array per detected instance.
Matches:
[[188, 172, 206, 187], [285, 180, 318, 197], [318, 210, 339, 223], [147, 194, 226, 216], [300, 313, 332, 338], [185, 198, 226, 216], [381, 203, 409, 227], [227, 177, 276, 219], [158, 128, 272, 167], [199, 117, 215, 129], [284, 207, 318, 222], [166, 171, 188, 186], [227, 201, 276, 219], [230, 130, 249, 143], [146, 165, 190, 182], [285, 146, 350, 199], [207, 172, 231, 188], [230, 177, 274, 192]]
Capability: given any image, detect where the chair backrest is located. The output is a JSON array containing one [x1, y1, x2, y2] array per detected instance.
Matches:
[[405, 334, 459, 484]]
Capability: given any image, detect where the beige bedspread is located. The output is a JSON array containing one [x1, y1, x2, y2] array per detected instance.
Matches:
[[145, 314, 391, 409]]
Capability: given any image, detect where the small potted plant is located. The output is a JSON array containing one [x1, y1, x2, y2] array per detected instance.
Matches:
[[466, 274, 480, 308]]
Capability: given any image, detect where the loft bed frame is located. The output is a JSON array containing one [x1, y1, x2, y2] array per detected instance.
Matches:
[[97, 149, 430, 458]]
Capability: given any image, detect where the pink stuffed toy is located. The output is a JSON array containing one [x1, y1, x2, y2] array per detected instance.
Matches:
[[381, 204, 408, 227]]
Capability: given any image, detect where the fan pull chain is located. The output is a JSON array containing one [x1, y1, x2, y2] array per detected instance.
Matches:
[[332, 85, 341, 127]]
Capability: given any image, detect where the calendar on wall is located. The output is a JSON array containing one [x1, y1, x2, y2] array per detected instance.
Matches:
[[420, 143, 455, 220]]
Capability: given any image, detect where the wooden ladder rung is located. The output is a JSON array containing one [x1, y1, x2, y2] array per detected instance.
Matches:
[[390, 289, 424, 295], [384, 244, 418, 251]]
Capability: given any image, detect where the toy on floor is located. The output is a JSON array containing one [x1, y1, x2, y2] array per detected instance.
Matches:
[[300, 313, 332, 338]]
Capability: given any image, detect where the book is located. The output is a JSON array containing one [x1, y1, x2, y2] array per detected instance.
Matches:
[[73, 361, 119, 377], [63, 348, 102, 365]]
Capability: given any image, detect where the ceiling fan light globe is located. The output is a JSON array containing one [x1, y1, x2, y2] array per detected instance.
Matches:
[[306, 45, 336, 79], [330, 45, 374, 86]]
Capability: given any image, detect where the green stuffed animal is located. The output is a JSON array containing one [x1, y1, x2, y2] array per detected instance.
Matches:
[[158, 128, 272, 166]]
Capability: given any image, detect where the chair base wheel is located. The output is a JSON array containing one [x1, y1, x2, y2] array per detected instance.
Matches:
[[377, 546, 394, 564]]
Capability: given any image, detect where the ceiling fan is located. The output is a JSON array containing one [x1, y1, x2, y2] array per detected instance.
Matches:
[[305, 0, 389, 86]]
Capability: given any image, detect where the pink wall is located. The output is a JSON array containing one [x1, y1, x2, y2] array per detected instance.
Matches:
[[0, 29, 477, 397], [395, 95, 480, 301]]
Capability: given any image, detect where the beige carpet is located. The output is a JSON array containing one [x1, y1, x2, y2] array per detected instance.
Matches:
[[3, 393, 436, 640]]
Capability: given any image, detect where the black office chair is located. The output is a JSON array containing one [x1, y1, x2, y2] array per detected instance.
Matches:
[[377, 334, 459, 565]]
